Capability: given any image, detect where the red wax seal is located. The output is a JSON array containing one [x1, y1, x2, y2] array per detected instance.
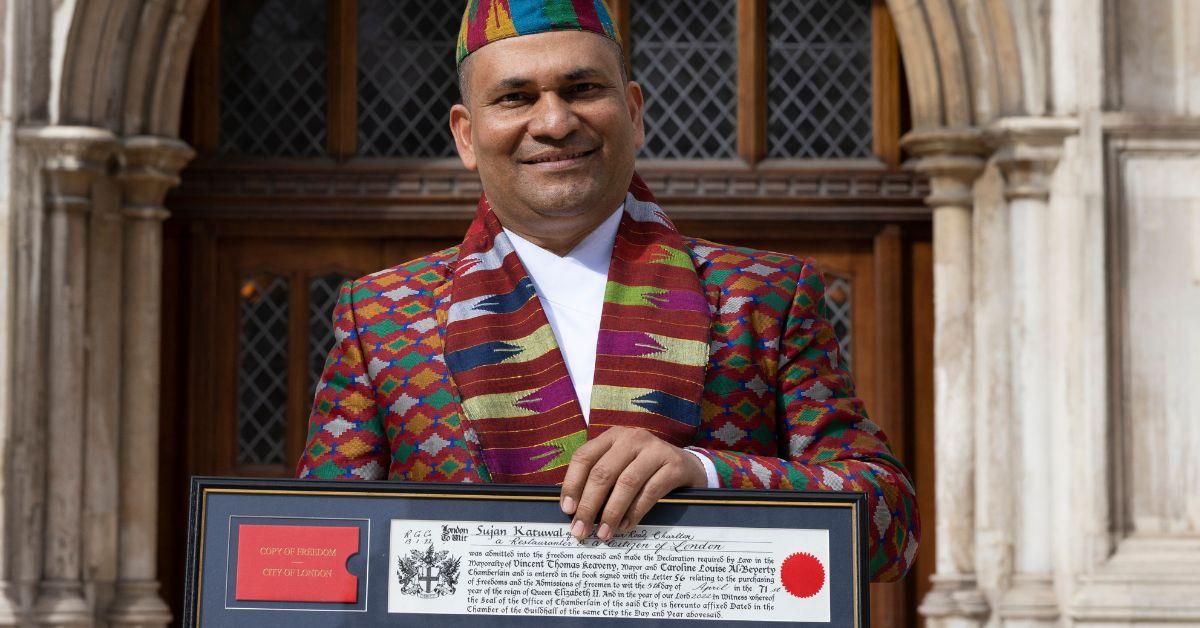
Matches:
[[780, 552, 826, 598]]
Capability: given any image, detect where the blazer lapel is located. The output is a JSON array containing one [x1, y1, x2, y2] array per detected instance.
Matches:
[[588, 176, 712, 447], [444, 197, 588, 484]]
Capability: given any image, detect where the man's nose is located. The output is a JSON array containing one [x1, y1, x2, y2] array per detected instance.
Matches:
[[527, 93, 580, 140]]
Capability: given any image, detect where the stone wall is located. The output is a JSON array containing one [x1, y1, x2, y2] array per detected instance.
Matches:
[[913, 0, 1200, 625]]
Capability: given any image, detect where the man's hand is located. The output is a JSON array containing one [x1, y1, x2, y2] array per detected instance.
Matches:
[[559, 426, 707, 542]]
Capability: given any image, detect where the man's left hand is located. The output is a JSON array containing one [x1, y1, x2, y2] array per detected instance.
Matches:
[[559, 426, 707, 542]]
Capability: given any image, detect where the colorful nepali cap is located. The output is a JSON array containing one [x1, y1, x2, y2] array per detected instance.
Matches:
[[456, 0, 621, 66]]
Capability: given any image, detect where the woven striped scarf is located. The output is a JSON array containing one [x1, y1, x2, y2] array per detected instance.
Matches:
[[444, 175, 711, 484]]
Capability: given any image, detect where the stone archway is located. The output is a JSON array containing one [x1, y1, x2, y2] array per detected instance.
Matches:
[[884, 1, 1041, 625], [2, 1, 208, 625], [883, 2, 1091, 626], [0, 1, 1081, 626]]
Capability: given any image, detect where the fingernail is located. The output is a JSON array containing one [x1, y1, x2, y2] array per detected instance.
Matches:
[[571, 520, 585, 539], [561, 496, 575, 514], [598, 523, 612, 541], [620, 518, 631, 532]]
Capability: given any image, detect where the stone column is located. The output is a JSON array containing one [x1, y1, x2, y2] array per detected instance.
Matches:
[[903, 128, 990, 628], [106, 137, 193, 628], [21, 127, 119, 627], [990, 117, 1077, 626], [82, 153, 125, 625]]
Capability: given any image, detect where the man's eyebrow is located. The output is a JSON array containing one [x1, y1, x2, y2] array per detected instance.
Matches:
[[494, 77, 533, 91], [563, 67, 605, 81], [489, 67, 608, 92]]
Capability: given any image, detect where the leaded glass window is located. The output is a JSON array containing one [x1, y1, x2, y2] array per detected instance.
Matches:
[[631, 0, 738, 159], [357, 0, 461, 157], [219, 0, 328, 156], [767, 0, 873, 159], [207, 0, 886, 163], [237, 274, 290, 465], [308, 273, 350, 399], [824, 275, 853, 371]]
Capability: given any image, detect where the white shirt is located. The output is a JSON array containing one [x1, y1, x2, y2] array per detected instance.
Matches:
[[503, 204, 719, 488]]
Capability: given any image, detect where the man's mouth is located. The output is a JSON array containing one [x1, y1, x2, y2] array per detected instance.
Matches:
[[520, 148, 598, 165]]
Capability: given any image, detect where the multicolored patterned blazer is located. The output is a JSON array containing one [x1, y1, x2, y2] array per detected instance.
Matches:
[[298, 176, 919, 582]]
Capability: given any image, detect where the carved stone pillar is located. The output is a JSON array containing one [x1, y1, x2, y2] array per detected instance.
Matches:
[[904, 128, 990, 627], [22, 127, 119, 627], [106, 137, 193, 628], [989, 117, 1077, 626]]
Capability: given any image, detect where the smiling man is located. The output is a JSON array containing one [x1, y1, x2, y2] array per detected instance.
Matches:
[[298, 0, 919, 582]]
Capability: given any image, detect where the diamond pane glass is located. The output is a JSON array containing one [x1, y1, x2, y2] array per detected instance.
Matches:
[[824, 275, 853, 371], [358, 0, 461, 157], [767, 0, 872, 158], [631, 0, 737, 159], [308, 273, 349, 400], [219, 0, 327, 156], [237, 274, 290, 465]]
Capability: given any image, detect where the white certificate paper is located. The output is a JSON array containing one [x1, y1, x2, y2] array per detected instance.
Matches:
[[387, 519, 831, 623]]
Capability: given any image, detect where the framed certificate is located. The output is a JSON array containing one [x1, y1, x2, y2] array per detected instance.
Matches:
[[185, 477, 869, 627]]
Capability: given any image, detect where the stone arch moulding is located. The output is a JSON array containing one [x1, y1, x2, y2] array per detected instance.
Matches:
[[883, 0, 1042, 133], [49, 0, 211, 136]]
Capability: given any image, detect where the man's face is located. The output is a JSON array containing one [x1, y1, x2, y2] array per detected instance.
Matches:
[[449, 31, 644, 233]]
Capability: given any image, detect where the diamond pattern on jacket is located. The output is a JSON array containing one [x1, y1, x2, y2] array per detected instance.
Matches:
[[297, 247, 490, 485]]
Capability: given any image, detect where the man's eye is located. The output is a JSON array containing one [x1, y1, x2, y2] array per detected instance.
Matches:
[[569, 83, 601, 95], [499, 92, 528, 104]]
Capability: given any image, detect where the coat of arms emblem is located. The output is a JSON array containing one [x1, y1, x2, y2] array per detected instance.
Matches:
[[395, 544, 460, 598]]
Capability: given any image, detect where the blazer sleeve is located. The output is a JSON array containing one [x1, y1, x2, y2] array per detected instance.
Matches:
[[296, 280, 389, 480], [688, 261, 920, 582]]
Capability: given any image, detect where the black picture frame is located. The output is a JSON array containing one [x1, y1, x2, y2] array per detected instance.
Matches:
[[185, 476, 869, 627]]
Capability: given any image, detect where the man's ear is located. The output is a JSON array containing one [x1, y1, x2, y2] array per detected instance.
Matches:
[[449, 103, 477, 171], [625, 81, 646, 152]]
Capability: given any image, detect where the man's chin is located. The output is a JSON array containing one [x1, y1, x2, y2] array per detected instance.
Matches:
[[517, 185, 608, 217], [524, 200, 596, 219]]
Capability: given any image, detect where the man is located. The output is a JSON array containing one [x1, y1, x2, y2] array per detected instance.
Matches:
[[299, 0, 918, 582]]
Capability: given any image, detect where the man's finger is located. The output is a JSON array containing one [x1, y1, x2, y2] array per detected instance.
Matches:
[[596, 453, 662, 540], [619, 465, 679, 532], [570, 443, 639, 540], [559, 431, 615, 515]]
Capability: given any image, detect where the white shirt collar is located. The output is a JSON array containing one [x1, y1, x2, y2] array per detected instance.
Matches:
[[503, 204, 624, 308], [501, 204, 623, 424]]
